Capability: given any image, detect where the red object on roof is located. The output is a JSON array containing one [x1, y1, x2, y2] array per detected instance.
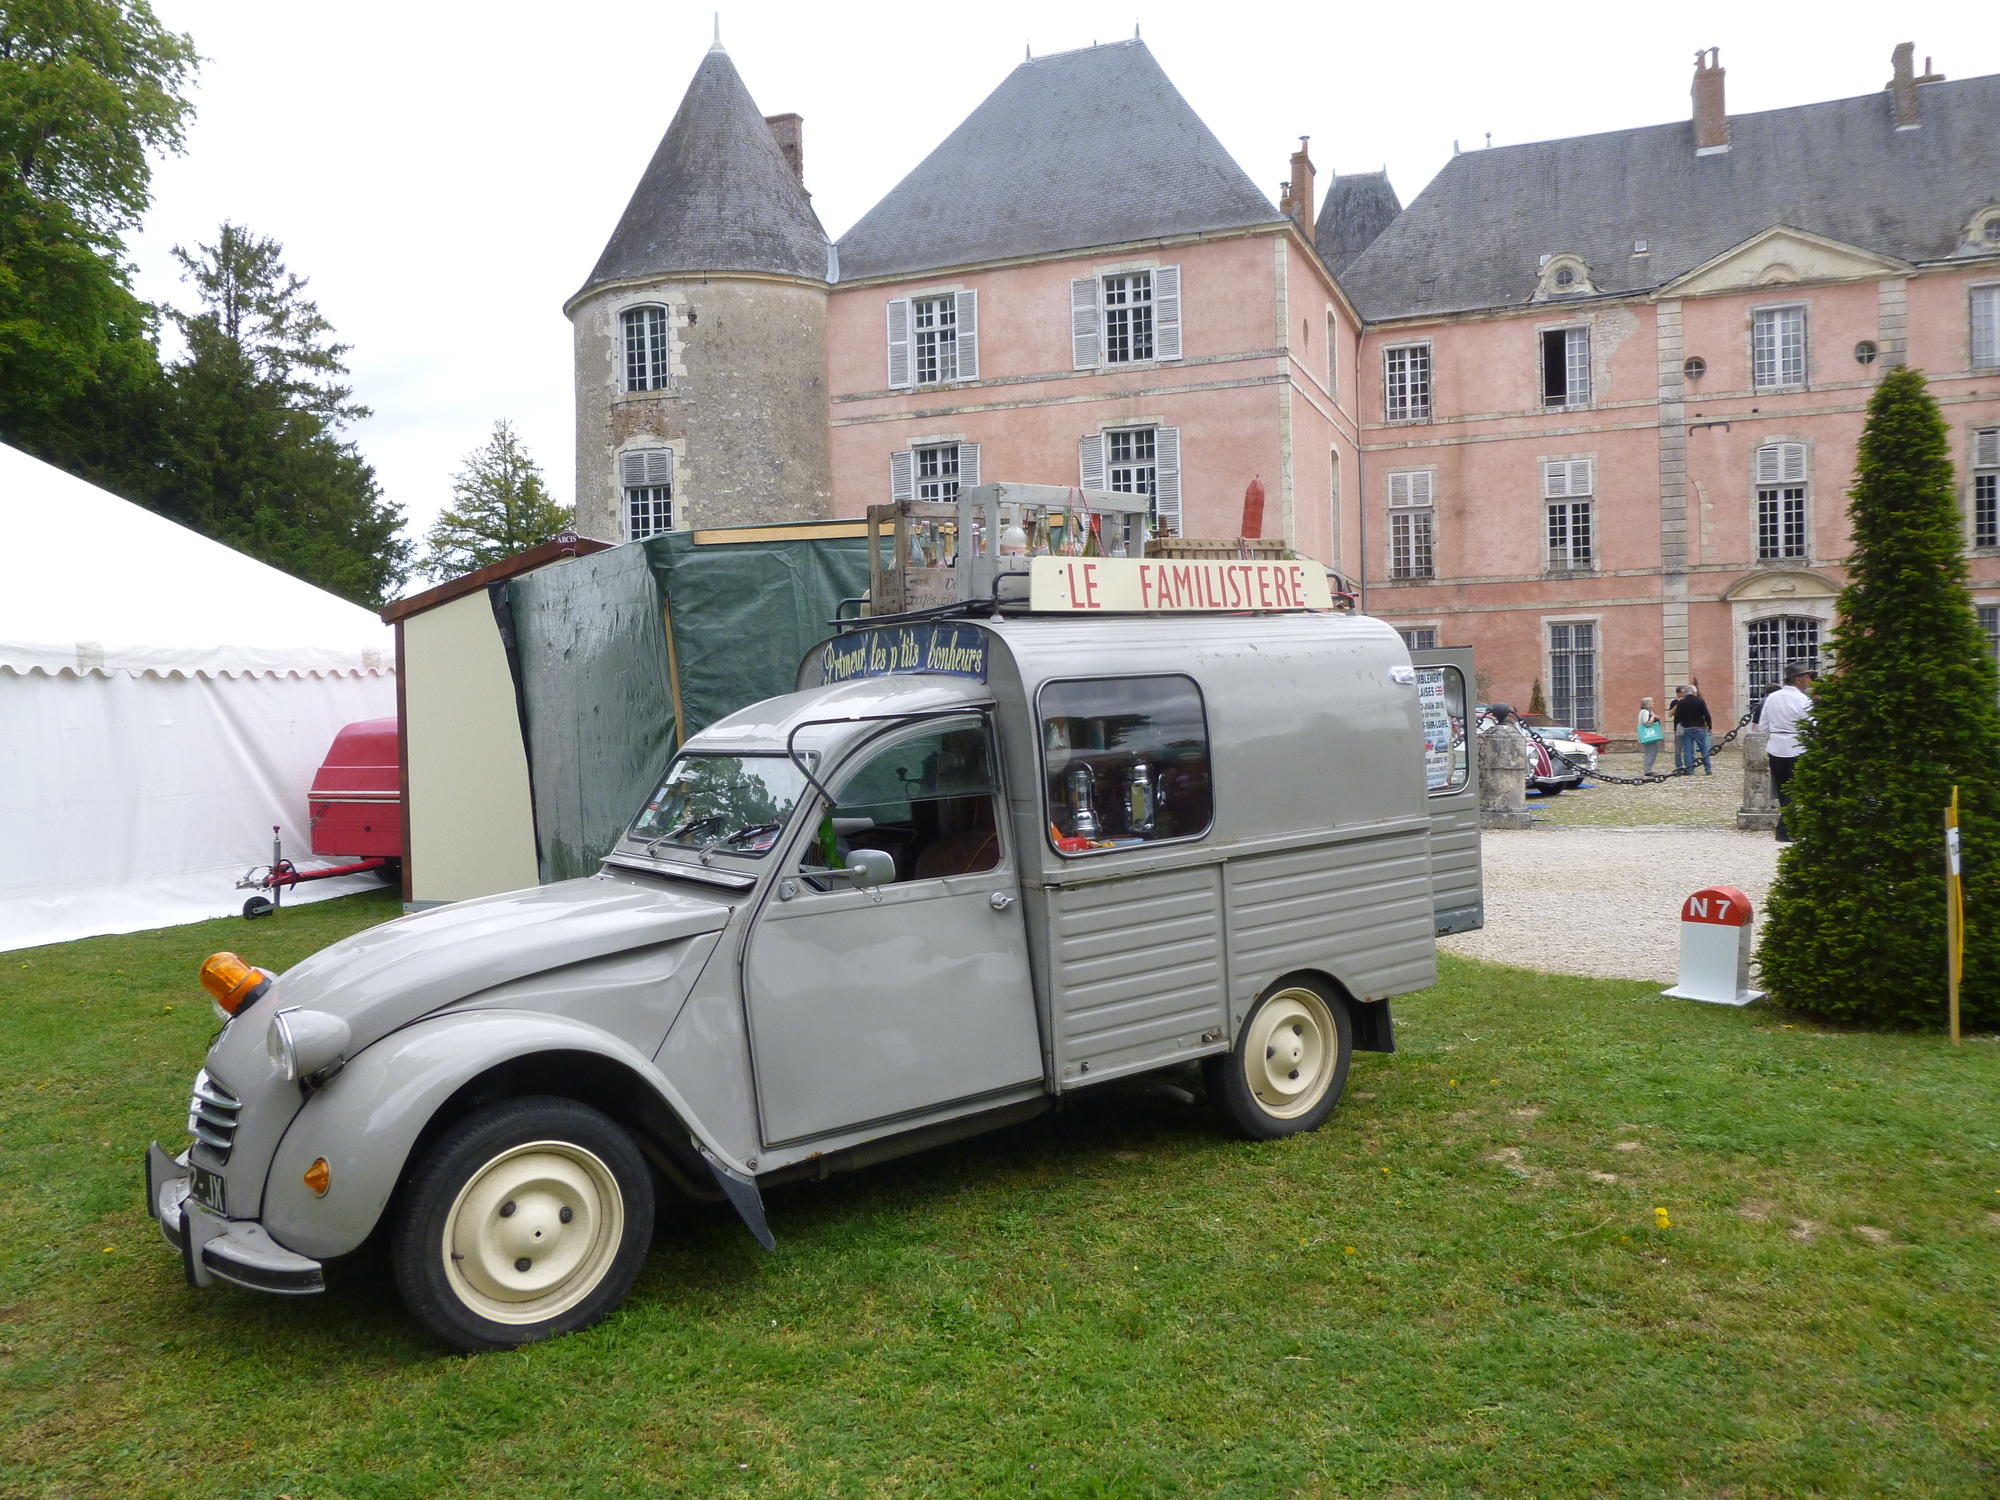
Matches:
[[309, 717, 401, 858], [1239, 475, 1266, 539]]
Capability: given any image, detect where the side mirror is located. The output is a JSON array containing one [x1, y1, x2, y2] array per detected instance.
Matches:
[[838, 848, 896, 889]]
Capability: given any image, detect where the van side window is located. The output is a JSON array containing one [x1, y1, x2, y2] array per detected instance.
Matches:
[[818, 721, 1001, 882], [1039, 675, 1213, 854], [1415, 665, 1470, 794]]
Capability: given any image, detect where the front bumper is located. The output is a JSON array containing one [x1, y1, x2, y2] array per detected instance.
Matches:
[[145, 1142, 325, 1296]]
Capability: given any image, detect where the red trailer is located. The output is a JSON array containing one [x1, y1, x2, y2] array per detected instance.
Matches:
[[238, 716, 402, 917]]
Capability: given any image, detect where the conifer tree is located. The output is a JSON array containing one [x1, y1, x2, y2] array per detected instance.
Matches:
[[161, 222, 410, 606], [419, 421, 572, 580], [1759, 367, 2000, 1027]]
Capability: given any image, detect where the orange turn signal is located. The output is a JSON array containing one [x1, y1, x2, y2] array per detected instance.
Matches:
[[200, 952, 268, 1015], [304, 1158, 331, 1196]]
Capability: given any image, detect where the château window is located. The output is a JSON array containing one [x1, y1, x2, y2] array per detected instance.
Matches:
[[913, 296, 959, 384], [1754, 442, 1809, 560], [889, 442, 981, 504], [1070, 268, 1181, 369], [1973, 285, 2000, 370], [1387, 470, 1435, 579], [1384, 343, 1432, 422], [622, 306, 671, 392], [620, 449, 674, 539], [1080, 427, 1182, 538], [1547, 621, 1598, 731], [1541, 328, 1590, 408], [1752, 306, 1807, 391], [1398, 627, 1438, 650], [1747, 617, 1821, 707], [1974, 427, 1999, 548], [1542, 459, 1594, 572], [887, 292, 978, 389]]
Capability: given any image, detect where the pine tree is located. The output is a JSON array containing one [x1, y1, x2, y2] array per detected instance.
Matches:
[[161, 223, 410, 606], [419, 421, 572, 580], [1759, 367, 2000, 1028]]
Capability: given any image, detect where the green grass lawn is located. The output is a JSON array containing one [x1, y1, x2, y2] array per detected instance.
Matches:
[[4, 895, 1999, 1498]]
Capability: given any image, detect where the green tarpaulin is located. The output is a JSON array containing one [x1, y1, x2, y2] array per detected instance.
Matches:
[[506, 528, 873, 882]]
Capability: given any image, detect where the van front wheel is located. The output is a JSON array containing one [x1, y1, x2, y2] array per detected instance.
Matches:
[[1204, 981, 1352, 1139], [391, 1096, 654, 1352]]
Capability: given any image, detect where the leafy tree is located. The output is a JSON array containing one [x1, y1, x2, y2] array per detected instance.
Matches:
[[419, 420, 572, 580], [161, 223, 410, 605], [1759, 367, 2000, 1028], [0, 0, 193, 484]]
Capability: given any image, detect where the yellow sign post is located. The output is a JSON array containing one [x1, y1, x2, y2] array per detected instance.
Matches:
[[1947, 786, 1963, 1046]]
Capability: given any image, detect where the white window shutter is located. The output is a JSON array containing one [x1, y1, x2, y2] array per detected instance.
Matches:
[[890, 449, 914, 503], [1780, 442, 1807, 483], [1755, 444, 1782, 485], [1153, 266, 1182, 361], [1567, 458, 1594, 496], [1079, 432, 1106, 490], [1154, 425, 1181, 531], [1976, 428, 2000, 468], [620, 451, 647, 488], [1390, 470, 1433, 508], [1542, 460, 1568, 500], [647, 449, 674, 486], [1072, 278, 1101, 369], [886, 299, 912, 389], [1390, 471, 1413, 507], [957, 442, 980, 488], [954, 290, 978, 381]]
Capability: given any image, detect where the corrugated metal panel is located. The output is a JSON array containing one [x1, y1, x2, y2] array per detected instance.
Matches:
[[1429, 804, 1482, 929], [1048, 865, 1225, 1080], [1223, 834, 1436, 1011]]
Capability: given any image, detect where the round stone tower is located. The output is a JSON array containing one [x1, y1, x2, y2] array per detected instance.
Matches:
[[565, 40, 832, 541]]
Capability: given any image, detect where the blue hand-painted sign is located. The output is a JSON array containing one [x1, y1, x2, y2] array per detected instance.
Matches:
[[820, 623, 990, 685]]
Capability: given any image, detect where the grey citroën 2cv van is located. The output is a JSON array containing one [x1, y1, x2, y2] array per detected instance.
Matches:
[[147, 561, 1478, 1351]]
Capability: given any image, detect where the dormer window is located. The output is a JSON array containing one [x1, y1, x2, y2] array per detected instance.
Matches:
[[1553, 267, 1575, 287], [1985, 216, 2000, 245], [1535, 255, 1593, 300]]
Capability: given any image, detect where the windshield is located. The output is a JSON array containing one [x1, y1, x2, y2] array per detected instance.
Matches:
[[627, 754, 809, 858]]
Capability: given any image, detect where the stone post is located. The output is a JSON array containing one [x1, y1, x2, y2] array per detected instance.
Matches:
[[1737, 725, 1779, 830], [1479, 726, 1531, 829]]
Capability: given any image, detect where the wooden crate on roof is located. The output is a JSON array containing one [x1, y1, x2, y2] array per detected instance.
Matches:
[[1144, 537, 1293, 561]]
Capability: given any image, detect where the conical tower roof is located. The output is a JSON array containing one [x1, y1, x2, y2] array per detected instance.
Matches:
[[575, 44, 828, 299]]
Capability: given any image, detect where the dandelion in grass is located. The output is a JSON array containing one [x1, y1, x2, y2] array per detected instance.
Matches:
[[1654, 1207, 1672, 1229]]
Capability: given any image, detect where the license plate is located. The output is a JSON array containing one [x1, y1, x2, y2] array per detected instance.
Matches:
[[190, 1165, 226, 1215]]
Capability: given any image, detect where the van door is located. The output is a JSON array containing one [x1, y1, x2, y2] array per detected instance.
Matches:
[[743, 715, 1043, 1145], [1408, 645, 1483, 934]]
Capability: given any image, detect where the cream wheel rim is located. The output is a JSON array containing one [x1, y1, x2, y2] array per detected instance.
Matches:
[[441, 1140, 624, 1325], [1244, 989, 1337, 1119]]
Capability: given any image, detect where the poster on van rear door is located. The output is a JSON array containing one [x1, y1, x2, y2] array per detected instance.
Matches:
[[1416, 668, 1452, 791]]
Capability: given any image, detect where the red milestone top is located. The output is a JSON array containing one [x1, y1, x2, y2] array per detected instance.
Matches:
[[1680, 886, 1752, 927]]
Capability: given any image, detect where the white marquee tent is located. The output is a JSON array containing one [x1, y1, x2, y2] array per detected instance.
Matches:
[[0, 443, 398, 951]]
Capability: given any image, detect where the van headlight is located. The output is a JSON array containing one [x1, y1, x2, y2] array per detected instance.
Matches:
[[267, 1008, 352, 1083]]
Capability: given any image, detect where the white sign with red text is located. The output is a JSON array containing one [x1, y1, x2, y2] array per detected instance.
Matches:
[[1028, 556, 1333, 613]]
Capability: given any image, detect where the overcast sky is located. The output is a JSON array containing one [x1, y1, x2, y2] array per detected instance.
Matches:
[[128, 0, 1997, 579]]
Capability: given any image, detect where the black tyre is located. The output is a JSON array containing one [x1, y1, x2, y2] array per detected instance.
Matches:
[[1203, 978, 1353, 1140], [374, 858, 403, 887], [242, 896, 276, 919], [390, 1095, 654, 1353]]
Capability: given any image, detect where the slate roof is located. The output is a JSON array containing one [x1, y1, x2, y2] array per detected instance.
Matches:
[[1339, 73, 2000, 323], [836, 40, 1284, 282], [576, 45, 828, 299], [1313, 171, 1402, 277]]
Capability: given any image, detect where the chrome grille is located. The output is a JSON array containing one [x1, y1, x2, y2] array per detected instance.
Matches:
[[186, 1069, 241, 1160]]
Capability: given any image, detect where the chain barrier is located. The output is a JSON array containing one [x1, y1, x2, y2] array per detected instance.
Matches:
[[1486, 712, 1756, 788]]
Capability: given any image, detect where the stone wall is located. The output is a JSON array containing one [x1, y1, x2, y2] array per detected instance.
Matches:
[[571, 274, 833, 539]]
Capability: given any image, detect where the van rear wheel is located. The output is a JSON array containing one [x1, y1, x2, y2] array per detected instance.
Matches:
[[1204, 980, 1352, 1140], [391, 1096, 654, 1353]]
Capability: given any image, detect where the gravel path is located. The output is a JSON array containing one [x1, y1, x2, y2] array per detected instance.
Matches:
[[1439, 747, 1784, 982]]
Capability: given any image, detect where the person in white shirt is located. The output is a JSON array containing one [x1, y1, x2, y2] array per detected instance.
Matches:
[[1758, 662, 1816, 842]]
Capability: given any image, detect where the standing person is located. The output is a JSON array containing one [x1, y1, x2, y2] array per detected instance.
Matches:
[[1637, 697, 1666, 775], [1672, 685, 1714, 775], [1759, 662, 1816, 842]]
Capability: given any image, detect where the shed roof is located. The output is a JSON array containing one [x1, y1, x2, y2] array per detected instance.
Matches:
[[1339, 73, 2000, 322], [836, 40, 1285, 281], [576, 43, 828, 300]]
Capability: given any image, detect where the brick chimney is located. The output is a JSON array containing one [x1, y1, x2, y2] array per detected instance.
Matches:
[[1886, 44, 1943, 128], [1691, 48, 1728, 154], [1288, 137, 1316, 238], [764, 113, 805, 186]]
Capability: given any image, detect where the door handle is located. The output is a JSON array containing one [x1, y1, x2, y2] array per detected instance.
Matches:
[[989, 891, 1016, 911]]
